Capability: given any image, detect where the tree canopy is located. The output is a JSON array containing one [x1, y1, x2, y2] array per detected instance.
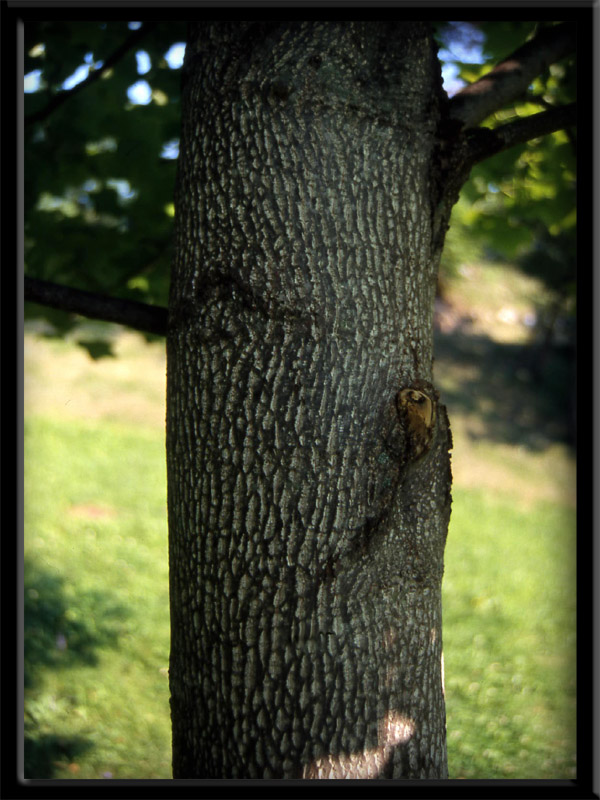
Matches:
[[435, 22, 576, 305], [23, 19, 577, 357], [24, 21, 185, 354]]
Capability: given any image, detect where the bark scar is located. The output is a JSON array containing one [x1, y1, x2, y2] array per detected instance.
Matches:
[[396, 381, 438, 463]]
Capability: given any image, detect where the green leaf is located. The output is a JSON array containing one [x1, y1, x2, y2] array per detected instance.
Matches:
[[76, 339, 117, 360]]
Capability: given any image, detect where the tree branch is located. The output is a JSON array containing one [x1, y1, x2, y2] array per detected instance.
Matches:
[[24, 276, 168, 337], [524, 92, 577, 152], [25, 22, 158, 128], [448, 22, 576, 129], [464, 102, 577, 167]]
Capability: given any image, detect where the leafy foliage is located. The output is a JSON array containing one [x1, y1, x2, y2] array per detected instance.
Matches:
[[25, 21, 576, 353], [24, 21, 186, 346], [435, 21, 576, 347]]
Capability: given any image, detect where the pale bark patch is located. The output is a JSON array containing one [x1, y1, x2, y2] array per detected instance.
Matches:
[[302, 710, 416, 779]]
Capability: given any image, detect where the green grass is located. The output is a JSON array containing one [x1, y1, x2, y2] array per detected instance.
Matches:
[[23, 293, 576, 779], [442, 488, 576, 779], [433, 259, 577, 778], [24, 413, 171, 779]]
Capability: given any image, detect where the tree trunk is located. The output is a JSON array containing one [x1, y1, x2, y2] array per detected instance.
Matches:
[[167, 21, 453, 779]]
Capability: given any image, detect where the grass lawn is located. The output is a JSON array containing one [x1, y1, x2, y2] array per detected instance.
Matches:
[[442, 489, 576, 778], [23, 263, 576, 779], [436, 261, 576, 779], [24, 332, 171, 779], [24, 413, 171, 778]]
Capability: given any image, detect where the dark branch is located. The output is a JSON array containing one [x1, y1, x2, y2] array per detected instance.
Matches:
[[465, 102, 577, 167], [448, 22, 576, 130], [25, 276, 168, 337], [524, 92, 577, 152], [24, 22, 158, 128]]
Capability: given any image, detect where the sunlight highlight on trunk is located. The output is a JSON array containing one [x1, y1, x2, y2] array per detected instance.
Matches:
[[302, 711, 416, 779]]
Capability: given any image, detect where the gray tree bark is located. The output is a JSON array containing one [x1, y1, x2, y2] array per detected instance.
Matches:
[[167, 21, 454, 779]]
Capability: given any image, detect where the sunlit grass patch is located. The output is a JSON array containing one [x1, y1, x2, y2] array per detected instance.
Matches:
[[24, 328, 166, 427], [443, 488, 576, 778], [24, 414, 171, 779]]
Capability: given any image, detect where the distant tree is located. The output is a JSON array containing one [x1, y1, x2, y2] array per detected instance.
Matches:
[[23, 18, 578, 778]]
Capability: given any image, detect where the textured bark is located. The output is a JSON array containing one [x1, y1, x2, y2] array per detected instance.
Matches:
[[167, 21, 453, 779]]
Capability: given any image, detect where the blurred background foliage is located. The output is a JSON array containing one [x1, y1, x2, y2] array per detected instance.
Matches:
[[24, 20, 576, 358], [24, 21, 186, 354], [435, 21, 576, 354]]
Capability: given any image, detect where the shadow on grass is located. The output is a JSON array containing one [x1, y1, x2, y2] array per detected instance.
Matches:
[[434, 329, 575, 451], [23, 732, 93, 779], [24, 557, 130, 777], [24, 558, 130, 688]]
